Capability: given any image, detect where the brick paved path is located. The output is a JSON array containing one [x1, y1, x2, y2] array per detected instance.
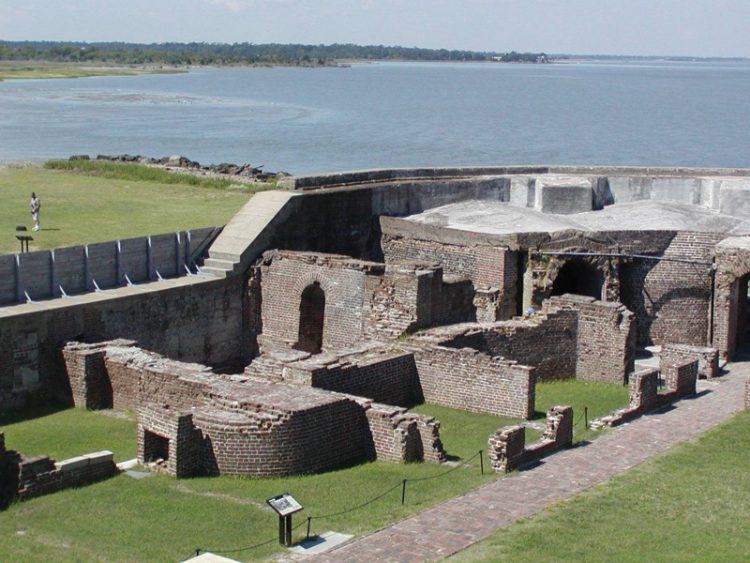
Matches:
[[319, 364, 748, 562]]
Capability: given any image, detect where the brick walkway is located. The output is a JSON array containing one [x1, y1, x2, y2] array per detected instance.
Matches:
[[319, 364, 748, 562]]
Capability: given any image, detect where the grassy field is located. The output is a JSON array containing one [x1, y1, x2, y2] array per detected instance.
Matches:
[[0, 407, 137, 463], [0, 165, 254, 254], [0, 63, 182, 81], [453, 410, 750, 562], [535, 379, 629, 442], [0, 380, 627, 561]]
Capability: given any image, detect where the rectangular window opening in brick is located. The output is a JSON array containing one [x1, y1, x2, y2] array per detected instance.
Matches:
[[143, 430, 170, 462]]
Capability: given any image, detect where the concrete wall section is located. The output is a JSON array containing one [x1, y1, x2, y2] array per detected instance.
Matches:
[[0, 275, 247, 412], [1, 227, 220, 306]]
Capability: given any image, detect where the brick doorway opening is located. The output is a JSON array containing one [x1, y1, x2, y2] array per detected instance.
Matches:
[[552, 259, 604, 300], [295, 282, 326, 354], [143, 430, 170, 462]]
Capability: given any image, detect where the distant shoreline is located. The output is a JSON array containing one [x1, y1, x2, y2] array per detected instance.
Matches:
[[1, 55, 747, 82]]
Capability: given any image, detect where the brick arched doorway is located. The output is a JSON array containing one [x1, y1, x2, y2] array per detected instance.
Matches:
[[295, 282, 326, 354], [551, 259, 604, 300]]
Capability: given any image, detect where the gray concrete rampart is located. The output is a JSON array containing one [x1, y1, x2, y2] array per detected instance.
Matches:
[[1, 227, 219, 305]]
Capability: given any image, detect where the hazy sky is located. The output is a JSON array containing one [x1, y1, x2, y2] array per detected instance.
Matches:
[[1, 0, 749, 57]]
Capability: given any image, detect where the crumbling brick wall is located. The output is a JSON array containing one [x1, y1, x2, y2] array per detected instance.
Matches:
[[487, 406, 573, 473], [380, 222, 519, 320], [62, 341, 213, 412], [407, 344, 535, 419], [279, 350, 419, 406], [660, 344, 719, 379], [137, 405, 201, 478], [440, 308, 579, 381], [363, 403, 446, 464], [0, 434, 117, 505], [592, 360, 697, 428], [543, 295, 636, 384], [660, 358, 699, 400], [713, 238, 750, 360], [591, 368, 659, 428]]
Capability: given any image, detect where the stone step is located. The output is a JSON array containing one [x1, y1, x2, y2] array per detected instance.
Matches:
[[199, 267, 228, 278], [203, 257, 237, 271], [207, 250, 242, 262]]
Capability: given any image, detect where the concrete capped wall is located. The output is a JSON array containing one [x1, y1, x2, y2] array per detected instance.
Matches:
[[0, 227, 219, 306]]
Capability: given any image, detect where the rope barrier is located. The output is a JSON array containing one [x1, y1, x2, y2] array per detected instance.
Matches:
[[309, 481, 403, 520], [192, 450, 487, 555]]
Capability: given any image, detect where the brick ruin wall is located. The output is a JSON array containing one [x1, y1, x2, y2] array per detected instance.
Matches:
[[437, 308, 580, 381], [660, 344, 719, 379], [0, 275, 247, 412], [713, 239, 750, 360], [487, 405, 573, 473], [543, 295, 636, 384], [0, 432, 117, 507], [617, 231, 722, 347], [413, 295, 635, 385], [406, 344, 535, 419], [247, 349, 419, 407], [257, 250, 478, 350], [258, 251, 381, 350], [380, 226, 519, 321], [592, 358, 698, 428], [194, 391, 369, 477], [62, 342, 446, 478]]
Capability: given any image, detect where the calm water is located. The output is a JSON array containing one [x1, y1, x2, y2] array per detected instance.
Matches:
[[1, 61, 749, 174]]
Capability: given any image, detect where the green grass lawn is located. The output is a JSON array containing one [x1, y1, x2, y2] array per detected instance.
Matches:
[[0, 380, 628, 562], [453, 410, 750, 562], [0, 407, 137, 462], [0, 165, 253, 254], [0, 403, 506, 561]]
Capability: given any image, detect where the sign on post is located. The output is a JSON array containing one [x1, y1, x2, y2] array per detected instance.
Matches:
[[266, 493, 303, 546]]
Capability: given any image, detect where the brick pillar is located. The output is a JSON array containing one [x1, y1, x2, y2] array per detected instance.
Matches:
[[629, 369, 658, 412], [487, 425, 525, 473], [544, 405, 573, 447]]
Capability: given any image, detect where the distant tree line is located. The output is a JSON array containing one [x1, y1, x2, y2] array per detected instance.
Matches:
[[0, 41, 551, 65]]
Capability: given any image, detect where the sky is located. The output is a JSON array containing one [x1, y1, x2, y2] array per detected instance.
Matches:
[[1, 0, 749, 58]]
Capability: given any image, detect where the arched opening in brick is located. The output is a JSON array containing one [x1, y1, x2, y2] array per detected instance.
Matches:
[[732, 273, 750, 354], [295, 282, 326, 354], [552, 259, 604, 300]]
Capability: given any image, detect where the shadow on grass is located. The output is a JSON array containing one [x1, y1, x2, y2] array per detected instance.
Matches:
[[0, 404, 69, 426]]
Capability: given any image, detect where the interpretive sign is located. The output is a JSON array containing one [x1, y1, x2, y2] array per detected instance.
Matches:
[[267, 493, 303, 546]]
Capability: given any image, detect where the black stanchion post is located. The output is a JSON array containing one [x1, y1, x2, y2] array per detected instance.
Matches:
[[401, 479, 407, 505], [195, 549, 201, 557], [306, 516, 312, 540], [584, 406, 588, 429], [479, 450, 484, 475]]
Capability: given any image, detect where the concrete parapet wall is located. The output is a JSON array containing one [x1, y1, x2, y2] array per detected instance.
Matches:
[[0, 227, 219, 305]]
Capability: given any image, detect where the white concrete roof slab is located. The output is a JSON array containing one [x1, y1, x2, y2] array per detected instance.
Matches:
[[405, 200, 741, 236]]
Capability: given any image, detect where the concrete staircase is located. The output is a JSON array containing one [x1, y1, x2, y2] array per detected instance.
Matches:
[[201, 190, 300, 277]]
